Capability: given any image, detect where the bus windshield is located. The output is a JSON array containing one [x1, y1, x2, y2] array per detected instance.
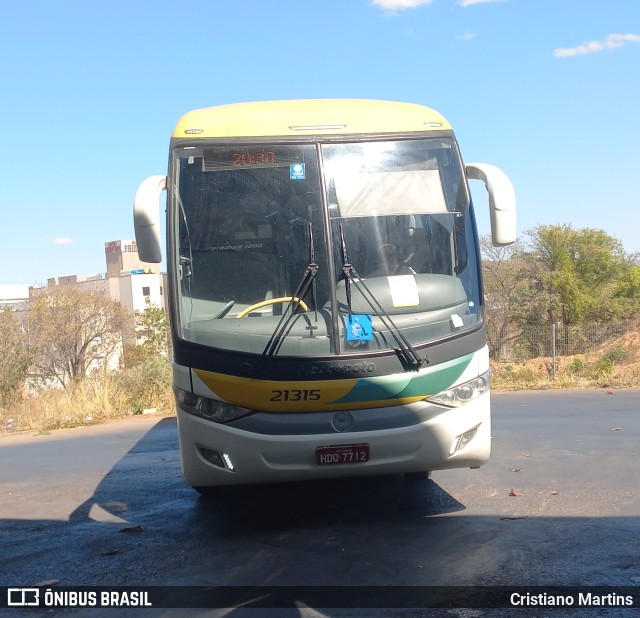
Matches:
[[172, 137, 482, 357]]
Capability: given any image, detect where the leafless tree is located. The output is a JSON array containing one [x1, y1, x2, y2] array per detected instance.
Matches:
[[0, 309, 33, 405], [28, 287, 133, 388], [480, 235, 527, 359]]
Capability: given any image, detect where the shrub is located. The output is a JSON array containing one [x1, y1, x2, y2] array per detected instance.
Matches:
[[113, 355, 173, 415], [601, 346, 629, 365], [569, 358, 584, 373], [592, 357, 614, 376]]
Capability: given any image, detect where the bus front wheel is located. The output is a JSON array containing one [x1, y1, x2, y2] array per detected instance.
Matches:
[[193, 486, 218, 498], [404, 471, 432, 480]]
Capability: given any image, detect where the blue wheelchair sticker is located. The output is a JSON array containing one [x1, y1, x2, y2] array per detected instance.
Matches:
[[290, 163, 306, 180], [345, 314, 373, 342]]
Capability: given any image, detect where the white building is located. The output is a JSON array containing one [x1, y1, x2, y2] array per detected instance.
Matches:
[[103, 240, 167, 315], [34, 240, 167, 316], [0, 284, 30, 312]]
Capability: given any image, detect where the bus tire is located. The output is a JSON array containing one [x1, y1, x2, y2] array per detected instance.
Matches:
[[193, 486, 218, 498], [404, 471, 431, 480]]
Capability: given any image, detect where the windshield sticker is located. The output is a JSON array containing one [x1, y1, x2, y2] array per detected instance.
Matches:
[[345, 314, 373, 342], [290, 163, 306, 180], [451, 313, 464, 329], [387, 275, 420, 308]]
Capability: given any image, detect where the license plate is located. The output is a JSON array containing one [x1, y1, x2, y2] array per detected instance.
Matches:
[[316, 444, 370, 466]]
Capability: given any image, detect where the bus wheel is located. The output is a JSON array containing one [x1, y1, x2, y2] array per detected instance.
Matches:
[[193, 486, 218, 498], [404, 471, 431, 480]]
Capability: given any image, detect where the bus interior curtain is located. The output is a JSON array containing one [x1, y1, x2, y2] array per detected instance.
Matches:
[[333, 169, 448, 217]]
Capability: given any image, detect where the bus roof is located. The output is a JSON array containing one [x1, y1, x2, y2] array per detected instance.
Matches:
[[172, 99, 452, 139]]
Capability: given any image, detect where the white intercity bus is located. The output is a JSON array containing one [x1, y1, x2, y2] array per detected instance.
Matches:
[[133, 99, 516, 494]]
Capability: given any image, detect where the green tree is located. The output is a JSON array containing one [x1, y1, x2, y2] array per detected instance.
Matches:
[[0, 309, 33, 406], [522, 224, 639, 325], [28, 287, 132, 387], [136, 305, 170, 359]]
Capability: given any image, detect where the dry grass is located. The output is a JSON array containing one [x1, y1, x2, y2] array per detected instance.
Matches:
[[492, 327, 640, 391], [0, 357, 174, 434]]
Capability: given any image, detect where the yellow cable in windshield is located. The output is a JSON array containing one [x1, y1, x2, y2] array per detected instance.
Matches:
[[235, 297, 310, 319]]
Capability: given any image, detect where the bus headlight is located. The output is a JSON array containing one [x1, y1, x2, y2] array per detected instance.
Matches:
[[174, 388, 253, 423], [429, 369, 491, 408]]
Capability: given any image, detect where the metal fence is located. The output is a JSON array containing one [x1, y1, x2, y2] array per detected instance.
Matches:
[[487, 319, 637, 365]]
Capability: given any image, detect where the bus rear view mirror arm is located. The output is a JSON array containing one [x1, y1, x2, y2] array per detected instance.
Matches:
[[133, 174, 167, 263], [466, 163, 516, 247]]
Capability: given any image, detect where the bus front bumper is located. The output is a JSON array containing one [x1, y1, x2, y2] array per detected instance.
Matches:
[[176, 393, 491, 488]]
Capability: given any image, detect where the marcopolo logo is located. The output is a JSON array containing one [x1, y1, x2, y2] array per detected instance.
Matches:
[[303, 363, 376, 377]]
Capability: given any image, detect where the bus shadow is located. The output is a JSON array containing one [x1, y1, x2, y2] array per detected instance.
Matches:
[[3, 415, 640, 602], [65, 417, 465, 531], [192, 475, 465, 534]]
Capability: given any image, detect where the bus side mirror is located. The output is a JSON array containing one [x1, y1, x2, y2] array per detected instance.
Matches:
[[133, 175, 167, 263], [466, 163, 516, 246]]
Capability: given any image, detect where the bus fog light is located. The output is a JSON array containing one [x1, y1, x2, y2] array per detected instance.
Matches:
[[200, 448, 236, 471], [200, 448, 225, 468], [449, 425, 480, 456], [222, 452, 235, 471]]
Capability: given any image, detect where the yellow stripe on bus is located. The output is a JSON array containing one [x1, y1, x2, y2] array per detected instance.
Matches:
[[193, 370, 424, 413]]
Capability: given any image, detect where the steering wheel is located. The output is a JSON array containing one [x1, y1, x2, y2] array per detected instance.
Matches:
[[235, 296, 309, 319]]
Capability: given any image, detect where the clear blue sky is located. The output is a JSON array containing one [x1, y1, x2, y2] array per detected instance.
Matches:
[[1, 0, 639, 286]]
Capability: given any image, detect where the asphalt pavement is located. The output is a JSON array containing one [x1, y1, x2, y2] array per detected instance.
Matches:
[[1, 389, 639, 617]]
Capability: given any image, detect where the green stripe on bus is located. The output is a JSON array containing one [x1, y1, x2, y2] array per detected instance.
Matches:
[[332, 353, 474, 405]]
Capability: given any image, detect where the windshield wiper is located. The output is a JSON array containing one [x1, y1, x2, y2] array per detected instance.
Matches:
[[260, 222, 319, 362], [338, 224, 426, 371]]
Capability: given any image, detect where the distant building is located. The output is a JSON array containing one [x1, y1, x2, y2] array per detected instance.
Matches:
[[0, 284, 30, 311], [30, 239, 167, 316], [103, 240, 167, 315]]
